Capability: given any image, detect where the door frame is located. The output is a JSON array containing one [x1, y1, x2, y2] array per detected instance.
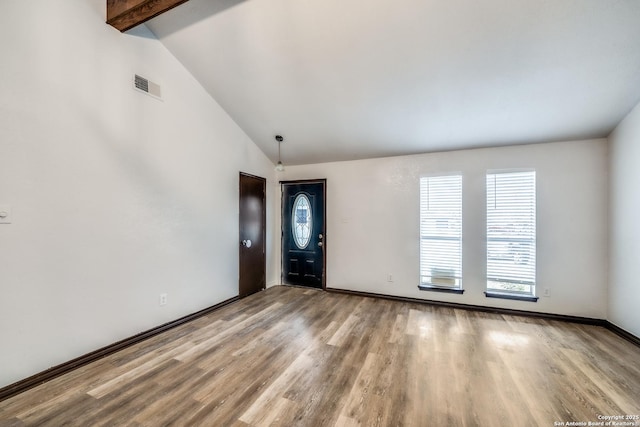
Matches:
[[280, 179, 327, 290], [239, 172, 267, 298]]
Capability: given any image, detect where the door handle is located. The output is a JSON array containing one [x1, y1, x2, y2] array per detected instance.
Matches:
[[242, 239, 252, 248]]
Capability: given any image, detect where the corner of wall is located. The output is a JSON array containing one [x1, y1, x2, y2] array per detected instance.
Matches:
[[607, 99, 640, 338]]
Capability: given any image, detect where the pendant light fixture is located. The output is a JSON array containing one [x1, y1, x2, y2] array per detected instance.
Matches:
[[275, 135, 285, 172]]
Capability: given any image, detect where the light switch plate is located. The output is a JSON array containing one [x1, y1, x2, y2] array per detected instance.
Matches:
[[0, 206, 12, 224]]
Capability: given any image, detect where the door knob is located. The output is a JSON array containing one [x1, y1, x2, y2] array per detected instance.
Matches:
[[318, 242, 323, 247], [242, 239, 252, 248]]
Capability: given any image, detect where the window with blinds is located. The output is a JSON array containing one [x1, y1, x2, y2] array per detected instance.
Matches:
[[486, 171, 536, 296], [419, 175, 462, 290]]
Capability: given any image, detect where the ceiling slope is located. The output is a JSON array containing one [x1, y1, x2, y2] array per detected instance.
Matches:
[[146, 0, 640, 165]]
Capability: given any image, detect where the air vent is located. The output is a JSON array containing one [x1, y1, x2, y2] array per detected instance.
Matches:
[[133, 74, 162, 100]]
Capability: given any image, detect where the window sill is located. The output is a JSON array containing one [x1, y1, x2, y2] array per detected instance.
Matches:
[[418, 285, 464, 295], [484, 291, 539, 302]]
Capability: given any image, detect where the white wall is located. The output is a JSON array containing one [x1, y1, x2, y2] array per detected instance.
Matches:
[[0, 0, 276, 388], [280, 140, 609, 318], [609, 101, 640, 338]]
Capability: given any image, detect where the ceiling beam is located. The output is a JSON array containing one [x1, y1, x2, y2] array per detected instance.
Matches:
[[107, 0, 190, 32]]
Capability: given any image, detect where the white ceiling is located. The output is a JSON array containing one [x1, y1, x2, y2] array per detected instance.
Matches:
[[146, 0, 640, 165]]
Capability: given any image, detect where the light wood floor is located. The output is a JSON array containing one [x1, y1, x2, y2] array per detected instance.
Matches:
[[1, 286, 639, 426]]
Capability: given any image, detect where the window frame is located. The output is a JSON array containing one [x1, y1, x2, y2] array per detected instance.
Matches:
[[418, 173, 464, 294], [291, 193, 312, 249], [485, 169, 538, 302]]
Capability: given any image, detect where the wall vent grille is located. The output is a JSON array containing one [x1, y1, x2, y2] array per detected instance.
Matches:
[[133, 74, 162, 100]]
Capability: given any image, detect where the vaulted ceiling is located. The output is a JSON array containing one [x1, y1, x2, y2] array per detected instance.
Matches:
[[142, 0, 640, 165]]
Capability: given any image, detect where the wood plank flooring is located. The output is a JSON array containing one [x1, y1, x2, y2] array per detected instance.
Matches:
[[1, 285, 639, 426]]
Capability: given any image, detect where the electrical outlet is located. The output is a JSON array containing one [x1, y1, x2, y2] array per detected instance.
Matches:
[[159, 293, 167, 306], [387, 274, 393, 282], [543, 288, 550, 297], [0, 206, 12, 224]]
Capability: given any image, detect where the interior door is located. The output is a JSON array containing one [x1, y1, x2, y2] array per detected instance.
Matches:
[[282, 180, 326, 289], [239, 172, 266, 298]]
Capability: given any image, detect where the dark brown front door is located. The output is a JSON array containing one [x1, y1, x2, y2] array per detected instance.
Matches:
[[239, 172, 266, 298]]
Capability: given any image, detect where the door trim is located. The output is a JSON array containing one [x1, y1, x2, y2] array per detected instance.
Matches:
[[280, 179, 327, 290]]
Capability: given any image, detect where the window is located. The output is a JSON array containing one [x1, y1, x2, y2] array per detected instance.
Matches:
[[419, 175, 463, 292], [486, 171, 536, 299], [292, 194, 312, 249]]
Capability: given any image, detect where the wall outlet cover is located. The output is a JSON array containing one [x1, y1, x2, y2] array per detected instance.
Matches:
[[0, 206, 12, 224]]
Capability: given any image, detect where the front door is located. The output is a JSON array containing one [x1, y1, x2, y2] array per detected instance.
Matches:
[[239, 172, 266, 298], [281, 180, 326, 289]]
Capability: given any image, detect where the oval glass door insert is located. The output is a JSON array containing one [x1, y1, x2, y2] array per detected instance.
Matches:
[[292, 194, 312, 249]]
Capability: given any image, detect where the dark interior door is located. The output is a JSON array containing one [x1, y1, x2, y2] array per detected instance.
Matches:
[[239, 173, 266, 298], [282, 180, 325, 289]]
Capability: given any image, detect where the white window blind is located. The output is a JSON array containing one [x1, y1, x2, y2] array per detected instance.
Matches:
[[486, 171, 536, 295], [420, 175, 462, 289]]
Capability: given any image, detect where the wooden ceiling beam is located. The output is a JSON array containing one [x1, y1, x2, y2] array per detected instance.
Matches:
[[107, 0, 190, 32]]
